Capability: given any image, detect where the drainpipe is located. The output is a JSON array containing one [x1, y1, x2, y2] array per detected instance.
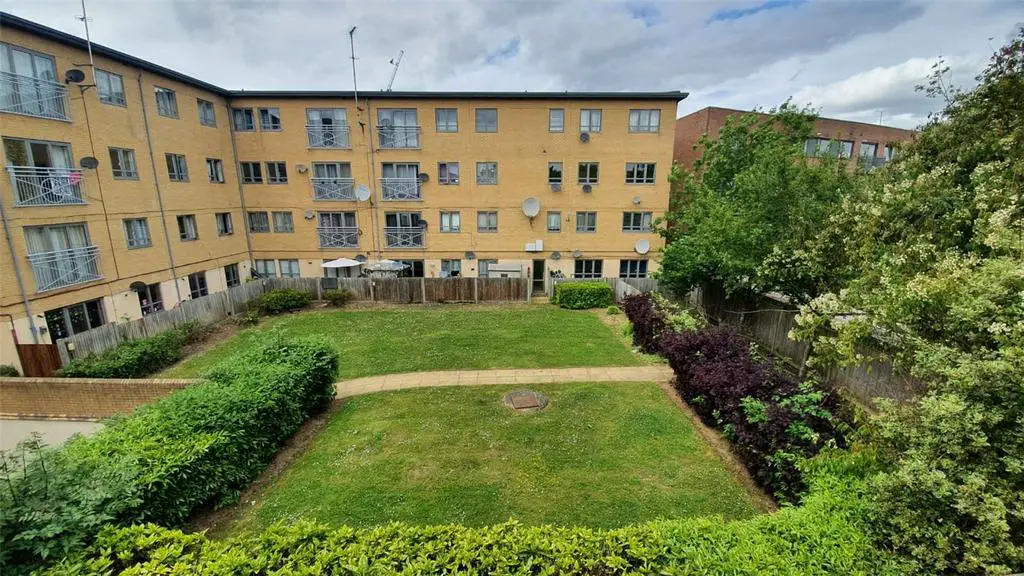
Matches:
[[365, 97, 383, 260], [136, 71, 182, 303], [0, 195, 39, 343], [226, 97, 255, 270]]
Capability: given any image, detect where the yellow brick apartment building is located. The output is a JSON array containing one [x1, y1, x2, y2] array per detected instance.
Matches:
[[0, 12, 683, 372]]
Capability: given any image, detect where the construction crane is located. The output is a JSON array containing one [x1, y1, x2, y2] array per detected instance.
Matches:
[[386, 50, 404, 92]]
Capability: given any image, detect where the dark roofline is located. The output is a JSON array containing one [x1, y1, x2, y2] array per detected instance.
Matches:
[[1, 11, 687, 103], [682, 106, 916, 133]]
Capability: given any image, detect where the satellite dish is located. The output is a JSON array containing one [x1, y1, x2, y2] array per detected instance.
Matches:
[[129, 281, 147, 292], [551, 251, 561, 260], [522, 197, 541, 218], [79, 156, 99, 169], [304, 210, 315, 220], [296, 164, 309, 174], [464, 251, 476, 260], [572, 249, 583, 258], [418, 172, 430, 183], [355, 254, 368, 262], [64, 69, 86, 83], [635, 239, 651, 255], [550, 182, 562, 192], [579, 132, 590, 143], [355, 184, 371, 201], [582, 184, 592, 193], [632, 195, 642, 205]]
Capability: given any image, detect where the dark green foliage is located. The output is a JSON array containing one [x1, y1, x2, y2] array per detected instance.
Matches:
[[0, 364, 20, 377], [256, 288, 311, 315], [323, 288, 354, 307], [553, 282, 613, 309], [0, 336, 338, 575], [606, 305, 621, 315], [55, 322, 208, 379], [234, 309, 259, 327]]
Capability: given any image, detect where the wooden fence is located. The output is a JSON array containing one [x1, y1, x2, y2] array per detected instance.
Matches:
[[548, 277, 660, 301]]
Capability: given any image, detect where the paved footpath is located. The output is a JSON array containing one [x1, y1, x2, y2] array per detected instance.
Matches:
[[335, 365, 672, 398]]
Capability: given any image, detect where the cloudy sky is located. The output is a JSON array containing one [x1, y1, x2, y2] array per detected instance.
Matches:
[[3, 0, 1020, 128]]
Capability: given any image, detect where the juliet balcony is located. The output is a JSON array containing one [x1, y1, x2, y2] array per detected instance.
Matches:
[[0, 71, 70, 121], [8, 166, 87, 207]]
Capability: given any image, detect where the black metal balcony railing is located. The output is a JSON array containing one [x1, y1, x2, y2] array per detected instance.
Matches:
[[384, 227, 424, 248], [312, 177, 356, 201], [317, 226, 359, 248], [27, 245, 102, 292], [306, 125, 351, 148], [376, 125, 421, 149], [0, 71, 70, 120], [8, 166, 87, 207], [380, 177, 421, 200]]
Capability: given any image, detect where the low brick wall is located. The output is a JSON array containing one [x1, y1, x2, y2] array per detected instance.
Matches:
[[0, 377, 201, 420]]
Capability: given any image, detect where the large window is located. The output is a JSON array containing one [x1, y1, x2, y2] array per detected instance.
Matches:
[[578, 162, 599, 184], [574, 259, 603, 278], [44, 299, 105, 339], [278, 259, 300, 278], [622, 211, 653, 232], [216, 212, 233, 236], [258, 107, 281, 131], [23, 223, 100, 291], [628, 109, 660, 133], [619, 259, 648, 278], [441, 259, 461, 278], [266, 161, 287, 184], [239, 161, 263, 184], [435, 108, 458, 132], [248, 211, 270, 233], [478, 259, 498, 278], [176, 214, 198, 241], [272, 211, 294, 233], [580, 109, 602, 133], [123, 218, 151, 249], [134, 283, 163, 315], [475, 108, 498, 133], [232, 107, 255, 131], [625, 162, 656, 184], [477, 211, 498, 232], [377, 108, 419, 148], [576, 211, 597, 232], [804, 137, 853, 159], [476, 162, 497, 185], [224, 263, 240, 287], [206, 158, 224, 183], [440, 211, 461, 232], [166, 153, 188, 182], [95, 69, 125, 106], [109, 147, 137, 179], [438, 162, 460, 185], [154, 86, 178, 118], [306, 108, 349, 148], [0, 42, 63, 119], [395, 260, 425, 278], [197, 99, 216, 127], [547, 211, 561, 232], [187, 272, 208, 298], [254, 259, 276, 277], [549, 109, 564, 132]]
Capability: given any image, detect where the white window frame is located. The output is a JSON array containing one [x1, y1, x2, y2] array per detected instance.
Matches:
[[123, 218, 151, 249], [574, 259, 603, 279], [232, 107, 255, 131], [197, 99, 216, 127], [549, 108, 564, 132], [248, 211, 270, 233], [254, 259, 276, 277], [278, 259, 300, 278], [258, 107, 282, 131], [619, 259, 649, 278], [216, 212, 233, 236], [440, 259, 461, 278], [628, 109, 660, 133], [438, 162, 460, 185], [272, 211, 294, 233], [239, 161, 263, 184], [224, 263, 240, 287], [266, 161, 287, 184], [188, 272, 208, 298], [578, 162, 599, 184], [477, 211, 498, 233], [548, 162, 563, 184], [547, 211, 561, 232], [176, 214, 198, 241], [154, 86, 178, 118], [625, 162, 656, 184], [109, 147, 137, 179], [166, 153, 188, 182], [440, 211, 461, 232], [576, 211, 597, 233], [475, 108, 498, 133], [207, 158, 224, 183], [95, 69, 126, 106], [580, 109, 602, 133], [435, 108, 458, 132], [622, 211, 653, 232], [476, 162, 498, 185]]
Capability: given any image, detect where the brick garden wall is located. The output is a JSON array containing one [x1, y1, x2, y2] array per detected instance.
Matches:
[[0, 377, 200, 419]]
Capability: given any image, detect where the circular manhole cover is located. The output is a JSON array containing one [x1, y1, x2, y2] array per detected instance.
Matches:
[[503, 390, 549, 413]]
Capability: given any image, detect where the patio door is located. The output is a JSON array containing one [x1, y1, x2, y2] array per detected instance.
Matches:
[[532, 260, 545, 294]]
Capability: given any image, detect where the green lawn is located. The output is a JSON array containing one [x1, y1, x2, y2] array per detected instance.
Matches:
[[165, 307, 641, 379], [222, 382, 760, 534]]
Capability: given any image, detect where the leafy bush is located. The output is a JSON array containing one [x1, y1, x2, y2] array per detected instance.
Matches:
[[323, 288, 354, 307], [55, 324, 201, 379], [234, 309, 259, 327], [622, 292, 704, 354], [0, 364, 20, 377], [256, 288, 311, 315], [0, 336, 338, 575], [553, 282, 613, 310], [606, 305, 621, 315]]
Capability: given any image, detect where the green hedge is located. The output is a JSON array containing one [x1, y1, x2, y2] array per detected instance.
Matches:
[[0, 336, 338, 575], [553, 281, 614, 309], [256, 288, 312, 315], [56, 322, 205, 379], [43, 452, 906, 575]]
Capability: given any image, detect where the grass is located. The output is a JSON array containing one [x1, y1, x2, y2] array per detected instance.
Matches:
[[165, 306, 641, 379], [221, 382, 760, 534]]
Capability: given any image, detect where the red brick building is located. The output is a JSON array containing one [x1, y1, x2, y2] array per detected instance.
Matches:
[[674, 106, 917, 171]]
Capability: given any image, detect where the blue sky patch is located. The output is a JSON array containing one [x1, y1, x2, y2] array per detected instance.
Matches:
[[627, 3, 661, 27], [484, 36, 521, 65], [709, 0, 807, 23]]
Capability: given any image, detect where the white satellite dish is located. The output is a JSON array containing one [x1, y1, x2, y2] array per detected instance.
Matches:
[[355, 184, 371, 201], [522, 197, 541, 218], [634, 239, 651, 255]]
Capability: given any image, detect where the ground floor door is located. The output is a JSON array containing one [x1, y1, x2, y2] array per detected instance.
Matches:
[[532, 260, 545, 294], [16, 343, 62, 377]]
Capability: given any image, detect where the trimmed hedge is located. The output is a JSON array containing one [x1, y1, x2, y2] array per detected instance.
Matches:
[[324, 288, 354, 307], [56, 322, 205, 379], [553, 281, 613, 309], [256, 288, 311, 315], [42, 452, 905, 575], [0, 336, 338, 575]]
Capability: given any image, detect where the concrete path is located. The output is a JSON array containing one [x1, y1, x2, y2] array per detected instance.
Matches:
[[336, 365, 672, 398]]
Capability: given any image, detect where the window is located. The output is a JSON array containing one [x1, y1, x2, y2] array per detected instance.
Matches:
[[884, 144, 896, 160], [187, 272, 208, 298], [109, 147, 137, 179], [254, 259, 276, 277], [176, 214, 198, 241], [476, 162, 497, 185], [0, 42, 62, 119], [625, 162, 656, 184], [232, 107, 255, 131], [123, 218, 151, 249], [477, 211, 498, 232], [23, 223, 99, 291], [207, 158, 224, 183], [574, 259, 603, 278], [43, 299, 105, 339], [272, 211, 294, 233], [441, 259, 461, 278], [258, 107, 282, 130], [475, 108, 497, 132], [804, 137, 853, 159], [154, 86, 178, 118], [95, 69, 125, 106], [549, 108, 564, 132], [548, 162, 563, 184], [440, 211, 461, 232], [197, 99, 216, 127], [248, 211, 270, 233], [377, 108, 419, 148], [478, 259, 498, 278], [438, 162, 460, 185], [628, 109, 660, 133], [576, 211, 597, 232], [580, 109, 602, 133], [239, 162, 263, 184], [578, 162, 599, 184], [859, 142, 878, 158], [278, 259, 300, 278], [395, 260, 425, 278], [619, 259, 649, 278], [435, 108, 458, 132], [381, 163, 421, 200], [216, 212, 233, 236], [622, 211, 653, 232], [266, 161, 287, 184], [166, 153, 188, 182], [224, 263, 240, 287], [134, 283, 163, 315], [547, 211, 561, 232]]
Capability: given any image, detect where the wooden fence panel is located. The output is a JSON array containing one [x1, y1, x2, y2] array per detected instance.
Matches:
[[478, 278, 527, 301], [425, 278, 475, 302], [331, 278, 373, 300], [373, 278, 422, 303]]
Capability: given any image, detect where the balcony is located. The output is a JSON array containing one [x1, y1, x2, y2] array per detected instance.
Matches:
[[376, 125, 420, 149], [307, 125, 351, 148], [27, 245, 102, 292], [384, 227, 424, 248], [380, 178, 421, 201], [0, 71, 70, 121], [317, 226, 359, 248], [312, 177, 356, 201], [8, 167, 87, 207]]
